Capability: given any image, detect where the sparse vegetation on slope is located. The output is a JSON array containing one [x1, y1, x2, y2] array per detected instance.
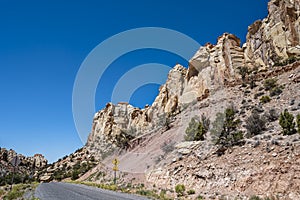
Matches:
[[185, 114, 210, 141], [212, 106, 243, 147], [175, 184, 185, 197], [245, 111, 266, 137], [279, 109, 296, 135]]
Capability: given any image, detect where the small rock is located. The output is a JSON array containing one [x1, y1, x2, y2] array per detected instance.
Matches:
[[272, 153, 278, 157], [263, 160, 268, 164], [291, 107, 298, 111], [290, 99, 295, 106], [178, 149, 191, 155]]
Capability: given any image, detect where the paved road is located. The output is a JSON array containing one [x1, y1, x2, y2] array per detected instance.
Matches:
[[35, 182, 149, 200]]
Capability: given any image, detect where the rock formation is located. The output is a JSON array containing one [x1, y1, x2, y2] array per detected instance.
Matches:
[[86, 0, 300, 160], [245, 0, 300, 68], [45, 0, 300, 198], [0, 148, 47, 182]]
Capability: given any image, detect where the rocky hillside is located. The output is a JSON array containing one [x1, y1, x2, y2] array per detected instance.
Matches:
[[86, 0, 300, 156], [47, 0, 300, 199], [0, 147, 47, 185]]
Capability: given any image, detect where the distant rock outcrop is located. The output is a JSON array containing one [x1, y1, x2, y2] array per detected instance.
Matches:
[[0, 148, 47, 182]]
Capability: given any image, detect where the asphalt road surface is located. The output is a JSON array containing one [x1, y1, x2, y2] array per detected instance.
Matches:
[[35, 182, 149, 200]]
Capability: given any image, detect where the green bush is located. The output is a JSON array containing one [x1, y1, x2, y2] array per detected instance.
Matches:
[[197, 195, 204, 200], [2, 151, 8, 162], [4, 190, 24, 200], [297, 114, 300, 134], [185, 114, 210, 141], [159, 189, 166, 198], [212, 106, 243, 147], [71, 170, 79, 180], [238, 66, 249, 81], [187, 189, 195, 195], [175, 184, 185, 197], [3, 184, 28, 200], [0, 189, 5, 196], [279, 109, 296, 135], [260, 96, 271, 104], [274, 56, 299, 66], [245, 111, 266, 137], [270, 86, 283, 96], [264, 79, 277, 91]]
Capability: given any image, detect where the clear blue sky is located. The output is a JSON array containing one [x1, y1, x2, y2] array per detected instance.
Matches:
[[0, 0, 268, 163]]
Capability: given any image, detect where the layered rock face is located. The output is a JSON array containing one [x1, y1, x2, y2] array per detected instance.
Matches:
[[245, 0, 300, 68], [184, 33, 244, 103], [86, 0, 300, 156], [87, 65, 188, 154]]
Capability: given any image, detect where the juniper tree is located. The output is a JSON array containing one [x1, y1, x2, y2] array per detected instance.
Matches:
[[185, 117, 208, 141], [279, 109, 296, 135], [212, 106, 243, 146]]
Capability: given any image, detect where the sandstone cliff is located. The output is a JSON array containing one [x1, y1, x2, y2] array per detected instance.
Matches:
[[86, 0, 300, 156], [51, 0, 300, 198]]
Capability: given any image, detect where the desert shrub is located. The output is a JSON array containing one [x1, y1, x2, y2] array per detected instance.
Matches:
[[245, 111, 266, 137], [274, 56, 299, 66], [161, 141, 175, 154], [279, 109, 296, 135], [2, 151, 8, 162], [211, 112, 225, 141], [264, 109, 279, 122], [4, 189, 23, 200], [249, 79, 257, 89], [297, 114, 300, 134], [158, 113, 172, 130], [185, 114, 210, 141], [238, 66, 249, 81], [212, 106, 243, 147], [270, 86, 283, 96], [260, 96, 271, 104], [187, 189, 195, 195], [1, 173, 23, 185], [263, 78, 283, 96], [135, 189, 161, 199], [72, 162, 81, 170], [0, 189, 5, 196], [71, 170, 79, 180], [3, 184, 28, 200], [75, 148, 83, 153], [159, 189, 167, 198], [254, 92, 265, 99], [175, 184, 185, 197], [264, 79, 278, 91], [249, 195, 262, 200], [197, 195, 204, 200]]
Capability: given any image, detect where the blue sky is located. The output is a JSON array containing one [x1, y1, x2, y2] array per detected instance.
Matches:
[[0, 0, 268, 163]]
